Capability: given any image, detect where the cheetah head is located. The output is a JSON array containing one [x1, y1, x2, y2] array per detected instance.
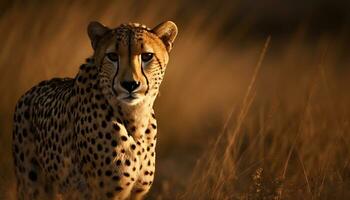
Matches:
[[87, 21, 178, 106]]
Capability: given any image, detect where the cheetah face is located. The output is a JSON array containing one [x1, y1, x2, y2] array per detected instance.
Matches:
[[88, 21, 178, 105]]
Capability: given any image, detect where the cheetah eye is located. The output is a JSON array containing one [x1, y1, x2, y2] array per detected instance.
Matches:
[[106, 52, 119, 62], [141, 53, 153, 62]]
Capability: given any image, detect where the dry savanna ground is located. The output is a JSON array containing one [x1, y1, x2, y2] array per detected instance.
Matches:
[[0, 0, 349, 199]]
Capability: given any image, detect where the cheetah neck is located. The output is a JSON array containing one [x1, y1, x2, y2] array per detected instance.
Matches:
[[117, 98, 154, 139]]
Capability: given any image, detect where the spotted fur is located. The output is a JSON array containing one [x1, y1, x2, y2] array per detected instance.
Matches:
[[12, 21, 177, 200]]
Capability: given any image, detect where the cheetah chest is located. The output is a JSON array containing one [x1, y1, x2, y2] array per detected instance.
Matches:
[[78, 116, 157, 194]]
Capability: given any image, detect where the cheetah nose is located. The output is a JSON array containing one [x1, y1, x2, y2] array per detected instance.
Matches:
[[121, 81, 140, 93]]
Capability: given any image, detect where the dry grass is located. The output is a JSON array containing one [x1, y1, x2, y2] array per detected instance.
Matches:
[[0, 0, 350, 199]]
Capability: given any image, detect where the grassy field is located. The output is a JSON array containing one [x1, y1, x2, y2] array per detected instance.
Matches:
[[0, 0, 349, 199]]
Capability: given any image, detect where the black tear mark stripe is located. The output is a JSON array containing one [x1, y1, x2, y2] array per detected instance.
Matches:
[[111, 35, 121, 96], [141, 64, 149, 95], [112, 65, 119, 95], [115, 40, 119, 50], [111, 41, 120, 96], [154, 55, 163, 71]]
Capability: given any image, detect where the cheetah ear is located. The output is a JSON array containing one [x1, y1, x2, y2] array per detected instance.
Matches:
[[152, 21, 178, 52], [87, 21, 110, 50]]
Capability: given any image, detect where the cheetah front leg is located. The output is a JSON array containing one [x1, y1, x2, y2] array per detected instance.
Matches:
[[129, 185, 152, 200], [129, 155, 156, 200]]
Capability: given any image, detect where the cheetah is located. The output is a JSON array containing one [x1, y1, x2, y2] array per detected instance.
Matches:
[[12, 21, 177, 200]]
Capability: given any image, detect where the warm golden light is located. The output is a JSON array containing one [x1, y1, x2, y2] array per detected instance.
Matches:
[[0, 0, 349, 199]]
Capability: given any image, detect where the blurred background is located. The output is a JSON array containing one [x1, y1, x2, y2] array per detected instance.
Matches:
[[0, 0, 350, 199]]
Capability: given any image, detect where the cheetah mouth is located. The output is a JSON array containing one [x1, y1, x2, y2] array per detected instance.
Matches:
[[124, 95, 136, 100], [118, 93, 143, 105]]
